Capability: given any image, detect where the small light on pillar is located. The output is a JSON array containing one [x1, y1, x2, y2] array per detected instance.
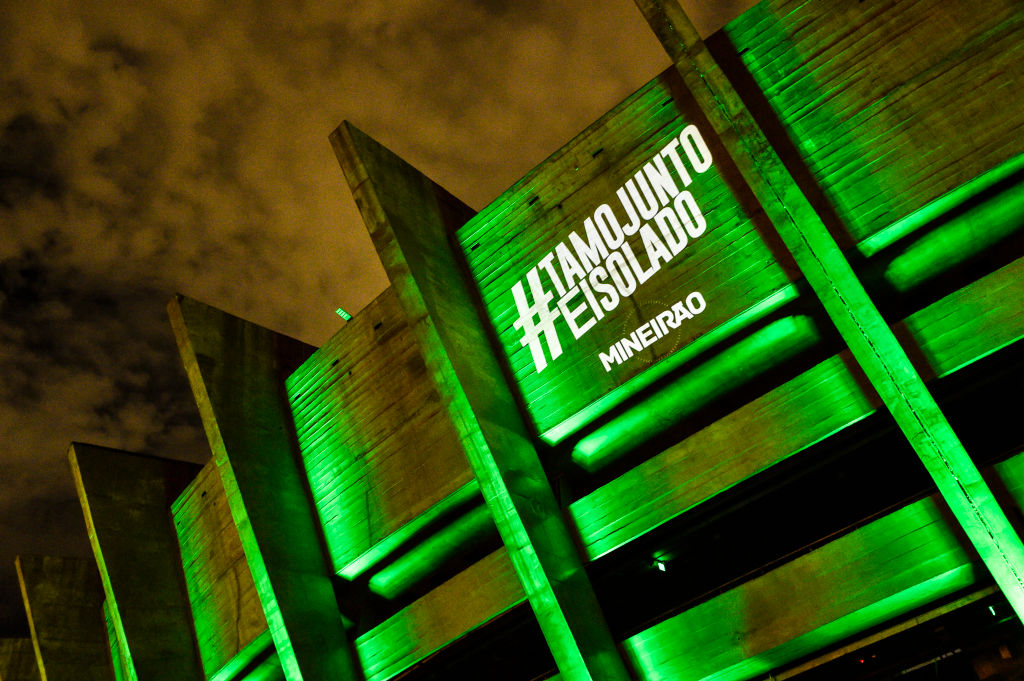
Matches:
[[336, 307, 352, 321], [655, 559, 667, 572]]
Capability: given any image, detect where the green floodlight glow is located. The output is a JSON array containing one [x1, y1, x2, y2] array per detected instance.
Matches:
[[622, 502, 979, 681], [367, 503, 495, 600], [573, 314, 821, 472], [338, 482, 482, 580], [335, 307, 352, 321], [103, 589, 139, 681], [209, 631, 277, 681], [542, 284, 801, 446], [103, 599, 131, 681], [882, 176, 1024, 293], [621, 449, 1024, 680], [688, 0, 1024, 627], [857, 150, 1024, 259], [244, 655, 285, 681]]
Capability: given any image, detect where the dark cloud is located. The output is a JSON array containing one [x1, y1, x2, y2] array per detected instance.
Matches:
[[0, 113, 67, 207], [88, 35, 149, 70], [0, 251, 207, 456]]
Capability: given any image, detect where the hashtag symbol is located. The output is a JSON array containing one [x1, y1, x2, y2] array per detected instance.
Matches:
[[512, 268, 562, 374]]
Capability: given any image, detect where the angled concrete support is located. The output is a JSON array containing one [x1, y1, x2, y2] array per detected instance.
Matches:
[[68, 443, 203, 681], [168, 296, 362, 681], [634, 0, 1024, 620], [330, 122, 630, 681], [15, 555, 112, 681]]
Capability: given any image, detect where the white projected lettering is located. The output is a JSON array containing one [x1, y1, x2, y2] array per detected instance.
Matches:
[[510, 124, 714, 374]]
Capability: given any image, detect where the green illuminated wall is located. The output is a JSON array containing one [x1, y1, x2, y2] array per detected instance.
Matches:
[[724, 0, 1024, 246], [285, 287, 480, 589], [171, 461, 268, 677], [458, 67, 797, 442]]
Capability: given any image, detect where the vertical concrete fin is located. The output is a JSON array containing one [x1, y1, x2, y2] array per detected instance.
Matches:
[[67, 443, 204, 681], [329, 122, 631, 681], [15, 556, 112, 681], [166, 296, 362, 681], [634, 0, 1024, 620]]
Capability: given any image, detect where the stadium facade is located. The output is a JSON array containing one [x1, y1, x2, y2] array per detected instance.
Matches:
[[5, 0, 1024, 679]]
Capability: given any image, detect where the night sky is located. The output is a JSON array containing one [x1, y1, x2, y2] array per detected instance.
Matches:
[[0, 0, 752, 636]]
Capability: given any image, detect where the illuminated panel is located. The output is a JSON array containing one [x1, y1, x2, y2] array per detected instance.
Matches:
[[858, 151, 1024, 260], [169, 294, 358, 681], [621, 496, 980, 681], [208, 632, 284, 681], [640, 0, 1024, 623], [574, 153, 1024, 472], [572, 313, 822, 471], [724, 0, 1024, 245], [355, 549, 525, 681], [458, 65, 796, 440], [876, 151, 1024, 293], [286, 287, 477, 581], [334, 121, 630, 679], [619, 447, 1024, 680], [171, 461, 268, 677], [367, 503, 495, 600], [572, 254, 1024, 561]]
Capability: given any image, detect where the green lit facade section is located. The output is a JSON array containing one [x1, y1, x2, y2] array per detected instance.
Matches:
[[569, 253, 1024, 564], [879, 158, 1024, 293], [207, 632, 283, 681], [284, 287, 481, 596], [573, 313, 822, 471], [103, 600, 132, 681], [353, 550, 527, 681], [623, 501, 979, 681], [857, 151, 1024, 259], [543, 283, 799, 445], [621, 446, 1024, 681], [334, 120, 634, 680], [170, 463, 269, 678], [367, 503, 495, 600], [652, 0, 1024, 622], [725, 0, 1024, 245], [457, 68, 795, 441]]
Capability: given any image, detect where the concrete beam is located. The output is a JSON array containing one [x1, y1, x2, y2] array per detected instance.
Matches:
[[167, 296, 361, 681], [15, 555, 112, 681], [68, 443, 203, 681], [330, 122, 630, 681]]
